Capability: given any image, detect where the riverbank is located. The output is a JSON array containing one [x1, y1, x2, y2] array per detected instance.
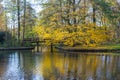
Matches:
[[0, 47, 34, 51], [56, 44, 120, 52]]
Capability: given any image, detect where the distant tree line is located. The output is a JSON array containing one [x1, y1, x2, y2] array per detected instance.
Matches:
[[0, 0, 120, 47]]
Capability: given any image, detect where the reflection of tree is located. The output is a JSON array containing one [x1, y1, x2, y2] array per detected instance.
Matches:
[[0, 51, 43, 80], [0, 51, 120, 79], [110, 56, 120, 80], [41, 53, 120, 80], [103, 55, 107, 80], [20, 51, 43, 79], [0, 52, 9, 76], [20, 51, 35, 79]]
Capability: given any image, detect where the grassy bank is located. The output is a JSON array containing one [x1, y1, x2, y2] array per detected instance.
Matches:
[[67, 44, 120, 49], [56, 44, 120, 52]]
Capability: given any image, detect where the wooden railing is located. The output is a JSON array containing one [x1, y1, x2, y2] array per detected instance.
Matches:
[[23, 38, 39, 42]]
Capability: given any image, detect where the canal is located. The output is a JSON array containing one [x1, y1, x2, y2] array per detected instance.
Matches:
[[0, 49, 120, 80]]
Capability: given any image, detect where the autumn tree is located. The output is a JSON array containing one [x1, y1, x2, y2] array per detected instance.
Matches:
[[0, 2, 5, 31], [33, 0, 113, 47]]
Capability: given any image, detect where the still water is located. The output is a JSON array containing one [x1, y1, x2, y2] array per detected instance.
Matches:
[[0, 50, 120, 80]]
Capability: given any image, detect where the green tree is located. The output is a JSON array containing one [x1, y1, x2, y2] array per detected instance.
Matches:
[[21, 2, 36, 38]]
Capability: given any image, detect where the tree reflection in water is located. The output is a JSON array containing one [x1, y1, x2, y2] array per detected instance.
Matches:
[[41, 53, 120, 80], [0, 51, 120, 80]]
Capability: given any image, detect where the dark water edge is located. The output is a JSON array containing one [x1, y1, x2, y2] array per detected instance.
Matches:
[[0, 47, 34, 51], [0, 50, 120, 80]]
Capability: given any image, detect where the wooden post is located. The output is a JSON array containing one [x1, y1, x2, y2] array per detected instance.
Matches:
[[51, 42, 53, 53], [36, 41, 39, 52], [40, 45, 42, 52]]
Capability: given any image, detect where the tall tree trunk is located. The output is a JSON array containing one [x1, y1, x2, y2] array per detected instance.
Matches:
[[66, 0, 71, 25], [59, 0, 62, 24], [93, 4, 96, 24], [5, 12, 8, 42], [83, 0, 86, 24], [23, 0, 26, 39], [73, 0, 76, 24], [17, 0, 20, 39], [92, 3, 96, 29]]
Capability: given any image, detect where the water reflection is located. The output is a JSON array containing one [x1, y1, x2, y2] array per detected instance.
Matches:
[[0, 51, 44, 80], [41, 53, 120, 80], [0, 51, 120, 80]]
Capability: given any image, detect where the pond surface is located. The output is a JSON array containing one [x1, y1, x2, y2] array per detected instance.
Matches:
[[0, 50, 120, 80]]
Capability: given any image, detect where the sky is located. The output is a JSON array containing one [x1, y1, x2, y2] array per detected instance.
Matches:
[[1, 0, 120, 14], [29, 0, 120, 13], [27, 0, 42, 13], [0, 0, 42, 13], [118, 0, 120, 2]]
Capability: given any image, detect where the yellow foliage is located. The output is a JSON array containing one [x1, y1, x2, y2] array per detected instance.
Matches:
[[33, 23, 113, 47]]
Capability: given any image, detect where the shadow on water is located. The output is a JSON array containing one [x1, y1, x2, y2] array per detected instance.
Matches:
[[0, 50, 120, 80]]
